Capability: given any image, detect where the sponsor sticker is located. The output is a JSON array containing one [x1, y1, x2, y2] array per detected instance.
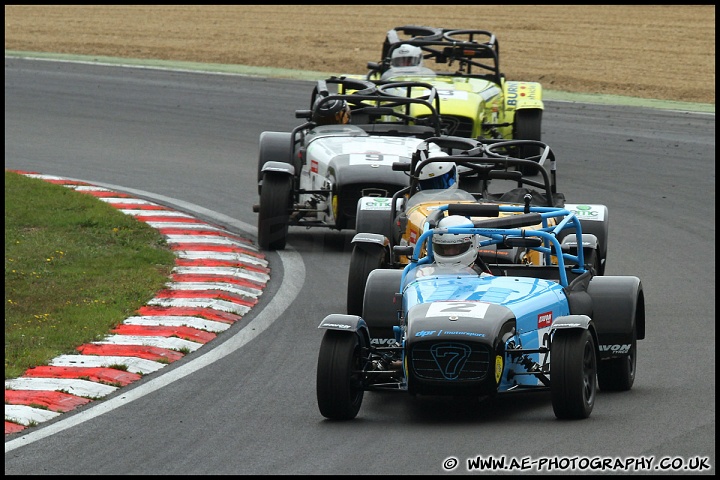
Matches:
[[600, 344, 631, 354], [538, 311, 553, 329], [359, 197, 392, 210], [565, 204, 605, 221], [323, 323, 351, 329]]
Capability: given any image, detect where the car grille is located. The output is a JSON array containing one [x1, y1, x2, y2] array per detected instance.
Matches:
[[410, 341, 491, 381]]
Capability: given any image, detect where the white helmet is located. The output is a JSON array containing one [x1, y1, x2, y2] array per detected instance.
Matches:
[[418, 161, 458, 190], [432, 215, 478, 267], [391, 44, 423, 67]]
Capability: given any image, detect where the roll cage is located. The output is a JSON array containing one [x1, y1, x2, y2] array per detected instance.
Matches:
[[386, 136, 563, 232], [285, 76, 445, 164], [368, 25, 502, 84], [401, 203, 589, 288]]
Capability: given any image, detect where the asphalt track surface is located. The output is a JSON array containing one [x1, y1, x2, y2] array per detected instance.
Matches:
[[4, 54, 716, 475]]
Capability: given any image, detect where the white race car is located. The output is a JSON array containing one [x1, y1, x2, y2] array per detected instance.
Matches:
[[253, 77, 447, 250]]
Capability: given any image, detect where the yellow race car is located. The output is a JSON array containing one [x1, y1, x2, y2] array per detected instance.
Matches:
[[356, 25, 544, 175]]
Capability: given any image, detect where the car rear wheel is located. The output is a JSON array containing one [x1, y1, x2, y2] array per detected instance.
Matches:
[[347, 243, 386, 316], [551, 328, 597, 419], [257, 172, 292, 251], [514, 109, 543, 175], [316, 330, 366, 420], [597, 328, 637, 391]]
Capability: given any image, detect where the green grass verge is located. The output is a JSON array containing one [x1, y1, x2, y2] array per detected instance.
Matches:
[[4, 171, 177, 379]]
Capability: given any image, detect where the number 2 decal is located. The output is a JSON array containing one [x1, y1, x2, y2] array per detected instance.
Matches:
[[426, 301, 490, 318], [540, 331, 551, 369]]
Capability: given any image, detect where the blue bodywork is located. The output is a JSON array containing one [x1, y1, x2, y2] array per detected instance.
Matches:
[[395, 205, 586, 394], [402, 269, 569, 391]]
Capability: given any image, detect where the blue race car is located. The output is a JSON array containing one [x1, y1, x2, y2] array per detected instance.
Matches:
[[316, 203, 645, 420], [346, 136, 610, 316]]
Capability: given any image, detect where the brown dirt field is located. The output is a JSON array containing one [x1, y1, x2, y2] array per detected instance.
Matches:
[[4, 5, 715, 105]]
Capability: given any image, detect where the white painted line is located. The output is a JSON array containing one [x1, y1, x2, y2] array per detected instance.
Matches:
[[172, 266, 269, 283], [49, 355, 166, 374], [163, 281, 263, 298], [5, 378, 118, 398], [145, 221, 227, 231], [164, 234, 255, 246], [146, 298, 251, 315], [175, 251, 268, 268], [123, 315, 231, 333], [68, 185, 113, 192], [5, 405, 62, 426], [98, 198, 163, 206], [22, 174, 70, 181], [121, 210, 195, 218], [95, 335, 203, 352]]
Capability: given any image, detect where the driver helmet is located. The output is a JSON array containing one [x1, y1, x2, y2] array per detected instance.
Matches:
[[418, 159, 458, 190], [312, 97, 351, 125], [432, 215, 478, 267], [391, 44, 424, 68]]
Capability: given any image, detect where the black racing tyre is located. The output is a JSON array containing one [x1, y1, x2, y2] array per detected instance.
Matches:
[[316, 330, 366, 420], [514, 109, 543, 175], [578, 214, 609, 276], [347, 243, 386, 316], [362, 269, 404, 341], [551, 329, 597, 420], [597, 328, 637, 391], [257, 173, 292, 251], [355, 200, 395, 240], [583, 248, 600, 276], [257, 131, 293, 195]]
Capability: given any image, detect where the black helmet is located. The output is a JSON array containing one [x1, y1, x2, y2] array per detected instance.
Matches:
[[312, 98, 351, 125]]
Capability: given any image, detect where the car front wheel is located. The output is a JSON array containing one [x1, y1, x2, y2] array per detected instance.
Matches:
[[257, 172, 292, 250], [316, 330, 367, 420], [551, 328, 597, 419]]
